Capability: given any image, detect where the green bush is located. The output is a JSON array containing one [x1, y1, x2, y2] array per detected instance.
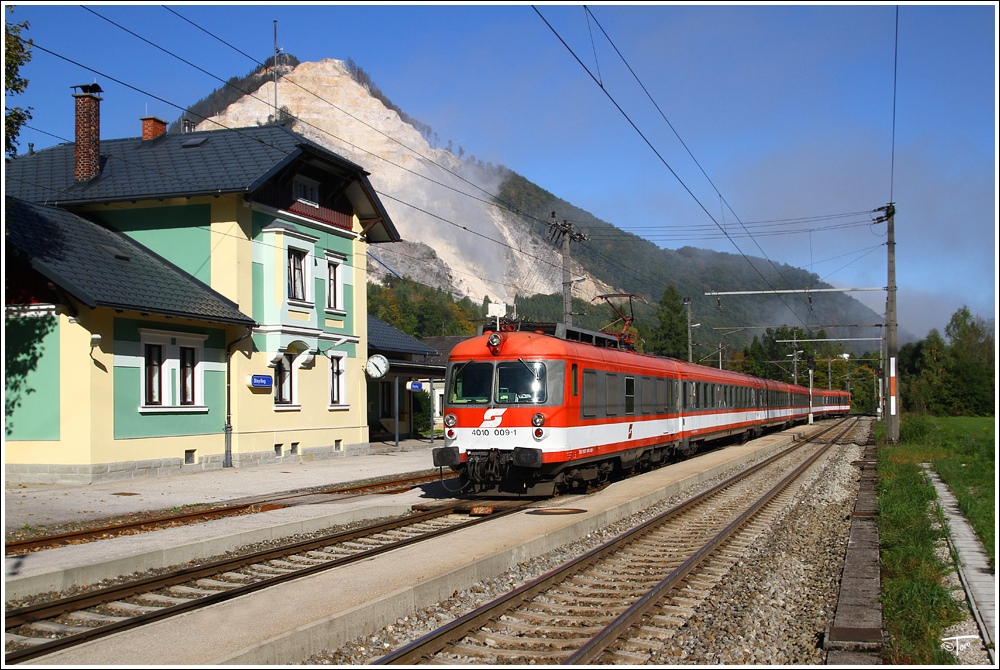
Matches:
[[411, 391, 431, 436]]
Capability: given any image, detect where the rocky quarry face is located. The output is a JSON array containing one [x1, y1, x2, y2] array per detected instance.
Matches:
[[198, 58, 613, 309]]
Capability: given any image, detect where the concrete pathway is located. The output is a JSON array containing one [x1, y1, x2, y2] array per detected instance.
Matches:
[[923, 464, 995, 666]]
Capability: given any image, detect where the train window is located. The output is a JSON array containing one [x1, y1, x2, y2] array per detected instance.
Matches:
[[606, 374, 619, 416], [642, 377, 655, 414], [572, 364, 578, 397], [448, 361, 493, 404], [625, 377, 636, 415], [496, 361, 546, 404], [582, 370, 599, 417]]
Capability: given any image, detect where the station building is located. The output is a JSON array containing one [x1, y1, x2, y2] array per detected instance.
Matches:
[[4, 83, 430, 484]]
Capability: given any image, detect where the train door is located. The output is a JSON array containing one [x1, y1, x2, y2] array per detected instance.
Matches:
[[760, 381, 773, 426]]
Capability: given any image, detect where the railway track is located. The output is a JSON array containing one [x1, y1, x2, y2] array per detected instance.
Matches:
[[374, 417, 860, 665], [4, 500, 524, 665], [5, 471, 455, 555]]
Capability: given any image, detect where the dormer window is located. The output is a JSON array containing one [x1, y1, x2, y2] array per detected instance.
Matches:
[[293, 176, 320, 208]]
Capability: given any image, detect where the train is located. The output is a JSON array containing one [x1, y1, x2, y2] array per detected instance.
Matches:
[[432, 318, 851, 497]]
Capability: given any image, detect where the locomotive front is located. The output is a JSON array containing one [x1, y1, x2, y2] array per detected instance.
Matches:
[[431, 330, 568, 496]]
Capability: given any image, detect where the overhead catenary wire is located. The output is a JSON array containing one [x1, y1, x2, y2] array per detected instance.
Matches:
[[11, 38, 569, 296], [533, 5, 812, 329], [14, 9, 880, 326], [11, 16, 622, 299], [158, 5, 853, 308]]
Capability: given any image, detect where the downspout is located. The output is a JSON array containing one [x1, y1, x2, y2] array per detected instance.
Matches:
[[225, 327, 254, 468]]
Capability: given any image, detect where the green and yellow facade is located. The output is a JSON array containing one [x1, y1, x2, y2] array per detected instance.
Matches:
[[5, 194, 375, 483]]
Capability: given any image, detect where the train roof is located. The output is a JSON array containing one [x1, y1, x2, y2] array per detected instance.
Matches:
[[452, 322, 849, 398]]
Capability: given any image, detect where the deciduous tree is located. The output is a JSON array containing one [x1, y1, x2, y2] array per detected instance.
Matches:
[[5, 5, 33, 159]]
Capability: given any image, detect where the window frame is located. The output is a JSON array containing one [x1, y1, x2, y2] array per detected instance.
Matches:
[[282, 229, 319, 308], [274, 352, 296, 406], [287, 247, 308, 303], [138, 329, 209, 413], [144, 343, 163, 406], [293, 175, 321, 208], [328, 351, 348, 409], [179, 346, 196, 406], [324, 251, 347, 314]]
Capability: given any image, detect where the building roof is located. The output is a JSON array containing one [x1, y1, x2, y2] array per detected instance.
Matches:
[[5, 123, 399, 243], [368, 316, 438, 357], [6, 197, 255, 326], [420, 335, 472, 365]]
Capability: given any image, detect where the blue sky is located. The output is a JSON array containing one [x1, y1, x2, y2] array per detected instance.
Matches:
[[7, 2, 997, 340]]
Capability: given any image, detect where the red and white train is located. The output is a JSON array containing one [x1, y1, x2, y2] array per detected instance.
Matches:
[[432, 321, 851, 496]]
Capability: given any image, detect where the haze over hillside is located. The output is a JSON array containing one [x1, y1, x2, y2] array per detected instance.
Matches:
[[192, 58, 898, 350]]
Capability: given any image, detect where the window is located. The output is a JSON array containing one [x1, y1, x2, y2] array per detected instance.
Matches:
[[496, 361, 546, 404], [380, 380, 393, 418], [144, 344, 162, 406], [262, 223, 318, 308], [288, 248, 307, 301], [606, 374, 619, 416], [625, 376, 636, 415], [271, 348, 314, 410], [325, 253, 346, 312], [180, 347, 196, 405], [582, 370, 598, 417], [275, 353, 295, 405], [329, 352, 347, 407], [293, 175, 320, 207], [139, 329, 208, 412], [447, 362, 493, 404]]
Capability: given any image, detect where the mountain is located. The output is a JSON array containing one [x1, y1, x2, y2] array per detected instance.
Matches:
[[190, 58, 895, 352]]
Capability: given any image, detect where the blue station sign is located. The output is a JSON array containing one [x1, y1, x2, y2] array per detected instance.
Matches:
[[248, 374, 273, 389]]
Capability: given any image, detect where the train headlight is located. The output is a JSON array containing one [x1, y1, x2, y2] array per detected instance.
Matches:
[[487, 332, 503, 356], [531, 413, 545, 427], [444, 413, 457, 428]]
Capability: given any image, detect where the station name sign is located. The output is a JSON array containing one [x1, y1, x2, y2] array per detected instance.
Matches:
[[247, 374, 273, 389]]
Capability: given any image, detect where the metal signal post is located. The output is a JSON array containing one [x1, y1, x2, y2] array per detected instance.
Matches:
[[550, 212, 588, 326]]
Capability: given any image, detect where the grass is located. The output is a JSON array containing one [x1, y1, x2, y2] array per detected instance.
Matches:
[[926, 417, 995, 566], [877, 414, 995, 664]]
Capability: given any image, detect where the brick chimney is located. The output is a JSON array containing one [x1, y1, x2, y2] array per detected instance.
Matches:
[[72, 83, 103, 182], [141, 116, 167, 140]]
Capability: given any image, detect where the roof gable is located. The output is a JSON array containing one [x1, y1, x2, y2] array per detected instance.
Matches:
[[5, 124, 398, 243]]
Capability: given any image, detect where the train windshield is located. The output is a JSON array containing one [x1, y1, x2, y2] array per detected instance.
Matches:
[[447, 360, 549, 405], [496, 360, 546, 404], [448, 361, 493, 404]]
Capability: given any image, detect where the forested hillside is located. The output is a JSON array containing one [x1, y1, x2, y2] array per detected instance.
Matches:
[[494, 171, 887, 356], [180, 55, 936, 391]]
